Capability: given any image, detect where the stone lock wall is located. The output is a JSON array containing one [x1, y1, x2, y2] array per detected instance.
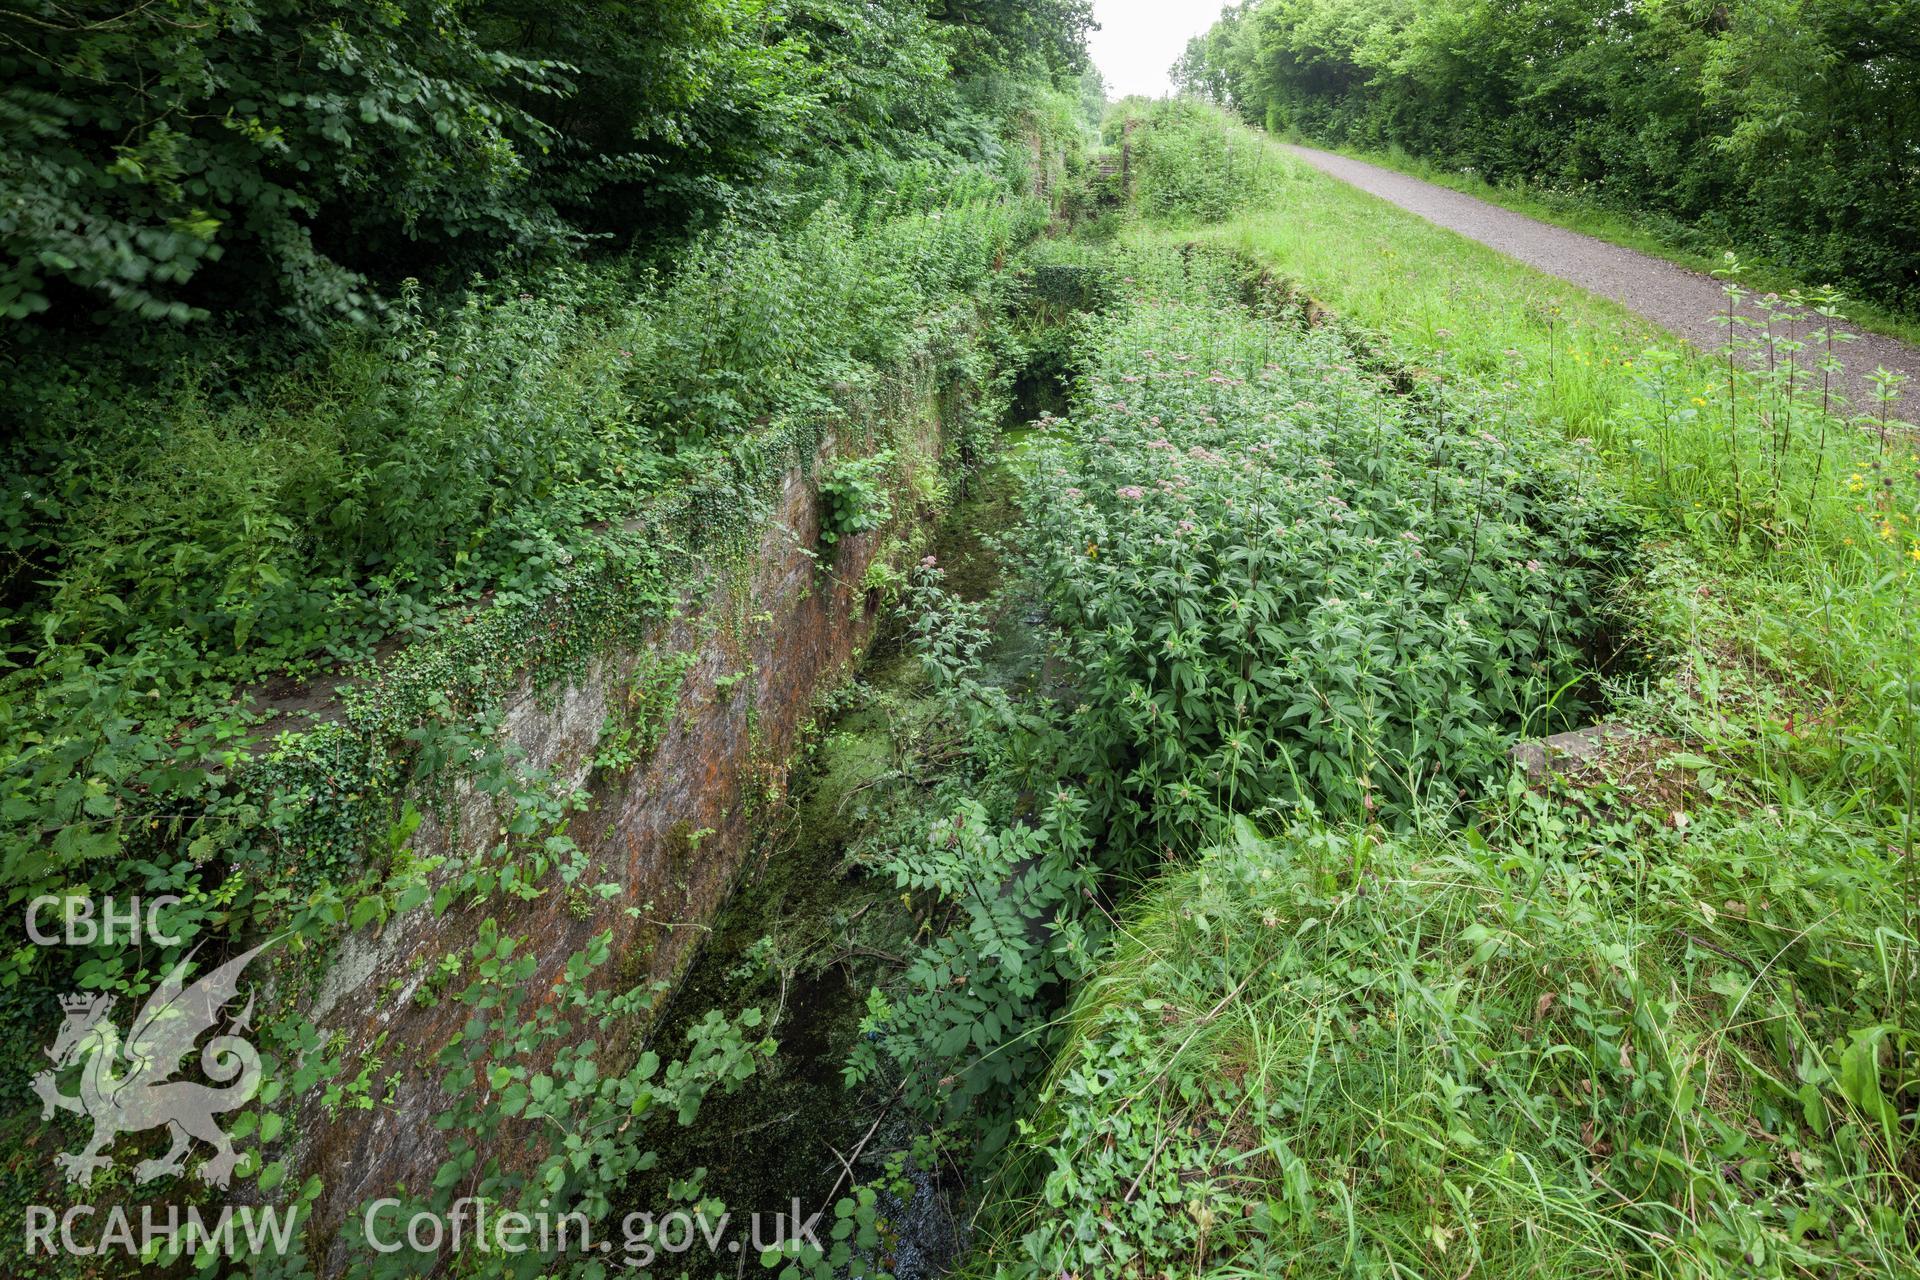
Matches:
[[283, 396, 947, 1259]]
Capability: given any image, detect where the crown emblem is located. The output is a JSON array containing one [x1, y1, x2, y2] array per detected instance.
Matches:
[[36, 939, 274, 1191]]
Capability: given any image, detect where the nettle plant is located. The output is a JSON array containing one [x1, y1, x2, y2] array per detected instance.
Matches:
[[817, 450, 896, 554], [853, 794, 1100, 1135], [840, 564, 1105, 1162], [1120, 100, 1289, 225], [1020, 284, 1628, 850]]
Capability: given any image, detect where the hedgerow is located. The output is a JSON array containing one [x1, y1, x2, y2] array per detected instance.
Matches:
[[1176, 0, 1920, 316]]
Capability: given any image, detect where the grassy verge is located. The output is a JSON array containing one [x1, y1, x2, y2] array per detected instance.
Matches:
[[992, 802, 1915, 1277], [1292, 139, 1920, 348]]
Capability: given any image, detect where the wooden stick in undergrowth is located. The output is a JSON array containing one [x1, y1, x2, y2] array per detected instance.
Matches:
[[1721, 270, 1746, 541]]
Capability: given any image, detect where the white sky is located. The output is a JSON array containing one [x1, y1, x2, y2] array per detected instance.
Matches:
[[1089, 0, 1232, 99]]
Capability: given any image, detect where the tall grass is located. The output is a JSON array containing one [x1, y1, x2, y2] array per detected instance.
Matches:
[[980, 809, 1918, 1279]]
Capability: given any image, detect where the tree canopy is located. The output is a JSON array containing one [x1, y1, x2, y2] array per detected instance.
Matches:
[[0, 0, 1092, 329]]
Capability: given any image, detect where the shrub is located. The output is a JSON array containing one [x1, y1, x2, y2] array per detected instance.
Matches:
[[1021, 253, 1626, 849], [818, 451, 896, 552], [0, 175, 1045, 911], [1, 186, 1041, 691], [1120, 100, 1288, 224]]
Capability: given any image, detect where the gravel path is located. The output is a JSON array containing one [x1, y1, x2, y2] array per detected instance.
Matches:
[[1282, 144, 1920, 424]]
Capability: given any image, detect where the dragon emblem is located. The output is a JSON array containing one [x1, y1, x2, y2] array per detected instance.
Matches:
[[32, 939, 272, 1189]]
